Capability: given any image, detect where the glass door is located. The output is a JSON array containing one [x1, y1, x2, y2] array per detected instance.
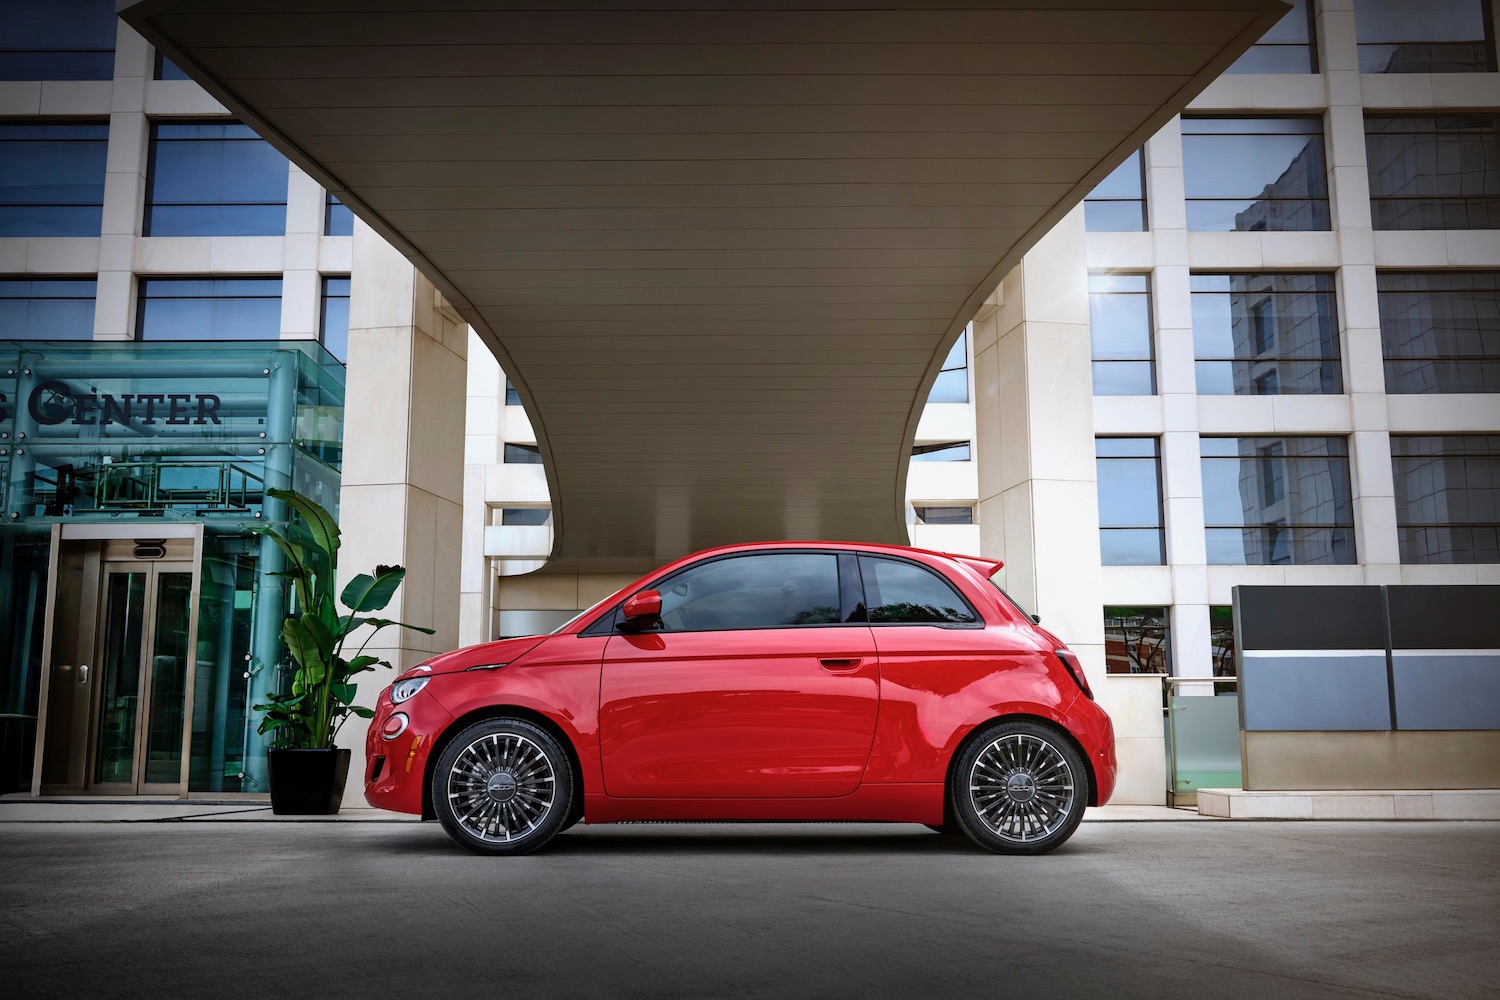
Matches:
[[90, 562, 194, 793]]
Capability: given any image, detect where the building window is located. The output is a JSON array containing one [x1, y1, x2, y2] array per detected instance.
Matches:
[[1391, 435, 1500, 564], [136, 278, 282, 341], [0, 279, 96, 340], [504, 380, 522, 406], [1379, 271, 1500, 393], [1192, 273, 1342, 395], [1084, 150, 1146, 232], [1103, 607, 1171, 675], [500, 508, 552, 526], [1090, 273, 1155, 395], [1182, 117, 1330, 232], [0, 122, 108, 237], [928, 329, 968, 404], [911, 441, 970, 462], [1355, 0, 1496, 73], [503, 443, 544, 465], [1366, 115, 1500, 231], [1226, 0, 1317, 74], [144, 122, 288, 237], [1096, 438, 1165, 566], [1209, 606, 1237, 678], [0, 0, 117, 81], [154, 51, 191, 80], [913, 506, 973, 525], [324, 193, 353, 236], [320, 277, 350, 363], [1202, 436, 1355, 565]]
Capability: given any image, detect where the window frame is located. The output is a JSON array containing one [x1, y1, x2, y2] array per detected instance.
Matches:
[[1089, 272, 1156, 396], [1095, 437, 1167, 566], [134, 276, 283, 342], [1181, 116, 1331, 232], [1200, 435, 1357, 566], [142, 121, 289, 238], [855, 553, 981, 628], [1365, 114, 1500, 231], [1191, 272, 1343, 396]]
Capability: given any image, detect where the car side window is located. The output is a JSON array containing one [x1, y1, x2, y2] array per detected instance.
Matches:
[[655, 553, 842, 632], [858, 555, 978, 624]]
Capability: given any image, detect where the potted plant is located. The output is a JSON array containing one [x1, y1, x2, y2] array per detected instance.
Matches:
[[251, 487, 433, 815]]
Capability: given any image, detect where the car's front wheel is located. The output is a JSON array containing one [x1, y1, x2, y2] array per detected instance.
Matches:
[[431, 717, 573, 855], [951, 719, 1089, 855]]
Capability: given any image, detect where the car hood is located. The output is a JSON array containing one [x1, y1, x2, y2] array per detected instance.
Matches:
[[396, 634, 551, 678]]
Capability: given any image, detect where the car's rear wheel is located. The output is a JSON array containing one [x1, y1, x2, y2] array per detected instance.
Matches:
[[431, 718, 572, 855], [951, 719, 1089, 855]]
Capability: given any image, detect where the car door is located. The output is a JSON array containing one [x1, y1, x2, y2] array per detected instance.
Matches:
[[599, 550, 878, 797]]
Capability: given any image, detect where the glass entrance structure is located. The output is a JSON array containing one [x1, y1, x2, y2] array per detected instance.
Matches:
[[0, 340, 344, 796]]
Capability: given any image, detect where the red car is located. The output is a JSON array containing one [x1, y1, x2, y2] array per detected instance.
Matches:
[[365, 542, 1116, 855]]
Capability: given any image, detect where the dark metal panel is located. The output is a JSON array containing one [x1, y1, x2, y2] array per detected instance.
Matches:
[[1391, 654, 1500, 731], [1234, 586, 1387, 651], [1386, 586, 1500, 651], [1239, 653, 1393, 732]]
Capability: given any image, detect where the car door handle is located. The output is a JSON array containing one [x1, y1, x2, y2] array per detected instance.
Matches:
[[819, 657, 863, 670]]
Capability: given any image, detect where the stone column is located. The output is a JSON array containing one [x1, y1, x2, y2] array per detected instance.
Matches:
[[335, 220, 467, 778]]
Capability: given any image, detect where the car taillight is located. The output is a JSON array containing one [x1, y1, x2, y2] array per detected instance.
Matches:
[[1055, 649, 1093, 700]]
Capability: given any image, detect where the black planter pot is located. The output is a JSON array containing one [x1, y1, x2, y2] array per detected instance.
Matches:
[[268, 748, 352, 815]]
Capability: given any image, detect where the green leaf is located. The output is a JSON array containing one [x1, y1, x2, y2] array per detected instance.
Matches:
[[348, 707, 375, 719], [248, 524, 315, 611], [332, 683, 356, 705], [282, 617, 328, 685], [361, 616, 436, 635], [341, 565, 406, 614], [266, 487, 341, 559]]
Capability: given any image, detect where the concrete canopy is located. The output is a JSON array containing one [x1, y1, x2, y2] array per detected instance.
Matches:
[[123, 1, 1286, 574]]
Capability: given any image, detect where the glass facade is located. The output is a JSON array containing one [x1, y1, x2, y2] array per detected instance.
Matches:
[[1096, 438, 1165, 566], [912, 506, 973, 525], [144, 123, 289, 237], [154, 52, 191, 81], [1202, 436, 1355, 565], [911, 442, 970, 462], [0, 280, 97, 340], [137, 279, 282, 342], [1355, 0, 1496, 73], [1192, 273, 1342, 395], [928, 330, 969, 404], [1226, 0, 1317, 74], [504, 443, 543, 464], [0, 339, 345, 794], [501, 507, 551, 526], [1084, 150, 1146, 232], [505, 380, 522, 406], [1182, 117, 1330, 232], [1379, 271, 1500, 393], [0, 122, 109, 237], [1103, 607, 1170, 674], [0, 0, 117, 81], [1391, 435, 1500, 564], [320, 277, 351, 364], [324, 193, 354, 237], [1365, 115, 1500, 230], [1090, 273, 1155, 395]]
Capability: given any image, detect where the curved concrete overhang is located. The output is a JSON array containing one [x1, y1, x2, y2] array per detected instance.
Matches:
[[123, 0, 1286, 574]]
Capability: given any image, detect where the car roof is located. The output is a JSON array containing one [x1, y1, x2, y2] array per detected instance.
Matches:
[[663, 540, 1003, 577]]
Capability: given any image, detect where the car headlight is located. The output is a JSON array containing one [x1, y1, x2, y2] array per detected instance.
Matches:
[[390, 677, 430, 704]]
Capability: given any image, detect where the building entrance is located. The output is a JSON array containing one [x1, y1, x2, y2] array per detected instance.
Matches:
[[39, 536, 199, 795]]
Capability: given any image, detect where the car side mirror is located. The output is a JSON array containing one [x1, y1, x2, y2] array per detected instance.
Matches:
[[620, 589, 662, 628]]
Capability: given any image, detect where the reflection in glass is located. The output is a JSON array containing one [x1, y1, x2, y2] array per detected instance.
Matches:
[[1103, 607, 1170, 674], [0, 0, 117, 81], [913, 506, 972, 525], [927, 330, 969, 403], [95, 573, 146, 785], [1209, 606, 1236, 678], [1366, 115, 1500, 231], [1096, 438, 1165, 565], [137, 278, 282, 341], [860, 556, 976, 624], [1201, 436, 1355, 565], [320, 276, 351, 363], [1183, 117, 1329, 231], [1084, 150, 1146, 232], [1355, 0, 1496, 73], [504, 443, 543, 464], [324, 193, 354, 236], [145, 573, 192, 785], [0, 279, 97, 340], [1192, 273, 1341, 395], [1380, 272, 1500, 393], [505, 380, 523, 406], [1225, 0, 1317, 74], [911, 442, 970, 462], [154, 52, 192, 80], [501, 507, 552, 525], [656, 553, 841, 631], [189, 531, 261, 792], [145, 122, 289, 237], [1090, 273, 1154, 395], [0, 123, 108, 237], [1391, 435, 1500, 564]]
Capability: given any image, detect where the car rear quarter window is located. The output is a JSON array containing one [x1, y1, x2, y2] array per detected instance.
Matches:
[[859, 556, 978, 624], [656, 552, 842, 631]]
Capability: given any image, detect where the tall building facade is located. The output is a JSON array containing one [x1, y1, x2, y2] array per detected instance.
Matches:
[[2, 0, 1496, 803]]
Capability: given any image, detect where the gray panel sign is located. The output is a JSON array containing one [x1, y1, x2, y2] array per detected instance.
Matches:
[[1392, 653, 1500, 730], [1240, 653, 1393, 731]]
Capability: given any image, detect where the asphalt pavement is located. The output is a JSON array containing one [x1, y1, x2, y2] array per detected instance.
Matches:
[[0, 815, 1495, 999]]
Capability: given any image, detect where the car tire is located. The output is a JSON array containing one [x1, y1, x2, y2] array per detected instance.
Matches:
[[950, 719, 1089, 856], [431, 717, 573, 856]]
